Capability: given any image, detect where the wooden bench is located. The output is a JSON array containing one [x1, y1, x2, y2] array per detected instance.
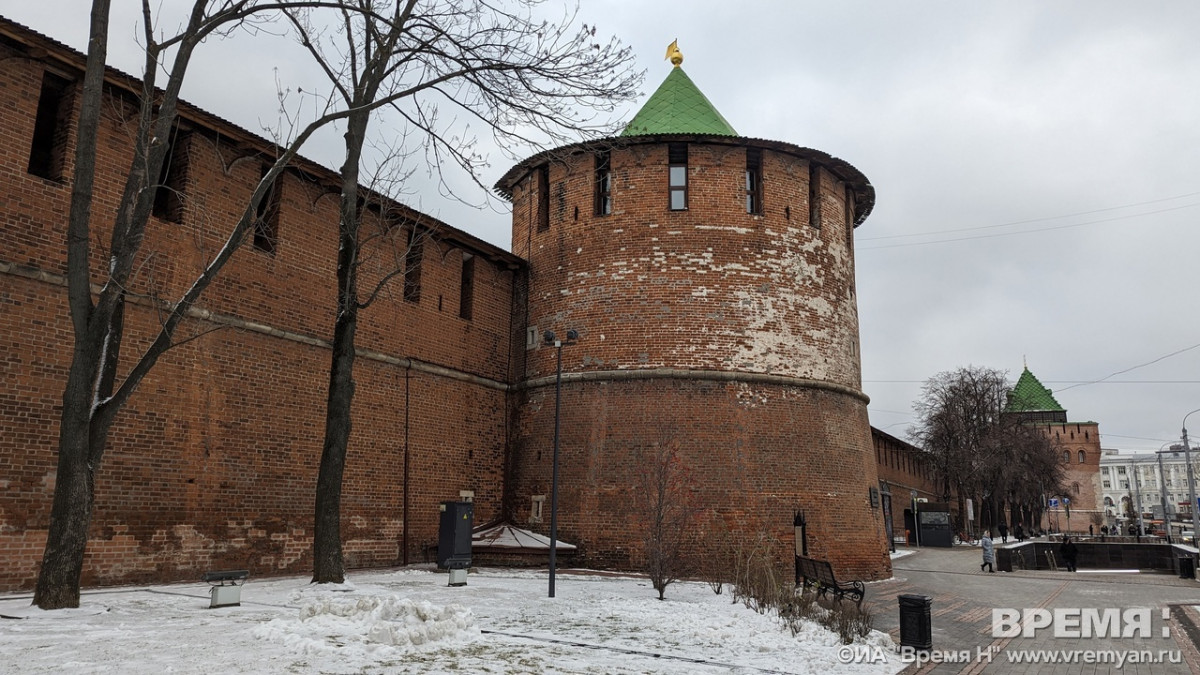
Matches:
[[203, 569, 249, 608], [795, 555, 864, 607]]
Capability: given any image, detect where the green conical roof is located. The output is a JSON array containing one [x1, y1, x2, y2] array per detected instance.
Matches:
[[1005, 367, 1065, 413], [621, 66, 737, 137]]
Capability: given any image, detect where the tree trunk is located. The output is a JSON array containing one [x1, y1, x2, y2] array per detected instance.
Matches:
[[311, 108, 369, 584], [312, 305, 357, 583], [34, 375, 97, 608], [33, 0, 112, 609]]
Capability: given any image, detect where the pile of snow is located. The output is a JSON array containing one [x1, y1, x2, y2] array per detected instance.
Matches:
[[255, 592, 475, 650]]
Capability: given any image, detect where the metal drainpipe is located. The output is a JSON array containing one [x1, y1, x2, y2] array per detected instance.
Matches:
[[402, 366, 411, 565]]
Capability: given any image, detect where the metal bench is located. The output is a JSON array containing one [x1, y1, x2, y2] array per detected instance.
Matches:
[[795, 555, 864, 607], [203, 569, 249, 608]]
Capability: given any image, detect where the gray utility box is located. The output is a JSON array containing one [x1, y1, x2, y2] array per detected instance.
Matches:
[[437, 501, 473, 580], [203, 569, 249, 608]]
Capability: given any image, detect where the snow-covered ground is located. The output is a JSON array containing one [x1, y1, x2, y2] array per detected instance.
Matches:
[[0, 565, 903, 674]]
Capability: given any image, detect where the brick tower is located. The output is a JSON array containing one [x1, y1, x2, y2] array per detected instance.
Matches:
[[495, 45, 891, 580], [1005, 367, 1102, 532]]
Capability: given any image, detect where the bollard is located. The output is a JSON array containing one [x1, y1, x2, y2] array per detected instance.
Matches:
[[898, 594, 932, 651]]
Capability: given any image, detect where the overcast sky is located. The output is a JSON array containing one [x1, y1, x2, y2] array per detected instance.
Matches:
[[7, 1, 1200, 455]]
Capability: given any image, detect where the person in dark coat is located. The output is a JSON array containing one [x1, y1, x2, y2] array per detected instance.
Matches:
[[1060, 536, 1079, 572], [998, 522, 1008, 543], [1014, 523, 1024, 542]]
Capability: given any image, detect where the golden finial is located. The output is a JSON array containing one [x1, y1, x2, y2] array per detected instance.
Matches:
[[665, 39, 683, 67]]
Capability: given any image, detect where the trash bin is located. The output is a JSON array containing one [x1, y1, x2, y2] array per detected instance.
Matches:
[[898, 594, 932, 650], [1180, 556, 1195, 580]]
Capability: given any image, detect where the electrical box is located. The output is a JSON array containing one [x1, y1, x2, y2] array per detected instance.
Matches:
[[437, 501, 473, 572], [209, 584, 242, 608]]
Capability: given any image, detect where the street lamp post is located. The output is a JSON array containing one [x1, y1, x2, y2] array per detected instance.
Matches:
[[1183, 408, 1200, 544], [1157, 448, 1170, 539], [1131, 465, 1144, 537], [544, 328, 578, 598], [1155, 440, 1181, 540]]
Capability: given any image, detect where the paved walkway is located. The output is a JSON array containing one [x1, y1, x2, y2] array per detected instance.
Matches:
[[865, 544, 1200, 674]]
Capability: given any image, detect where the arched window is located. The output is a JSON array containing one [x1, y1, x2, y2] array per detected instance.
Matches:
[[1104, 496, 1114, 507], [1078, 450, 1086, 464], [1062, 450, 1070, 464], [1072, 482, 1080, 494]]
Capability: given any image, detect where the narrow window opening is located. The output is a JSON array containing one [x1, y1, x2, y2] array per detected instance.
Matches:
[[27, 71, 72, 181], [594, 150, 612, 216], [1078, 450, 1086, 464], [152, 128, 189, 223], [403, 227, 424, 303], [536, 166, 550, 231], [745, 147, 762, 214], [531, 495, 545, 523], [668, 143, 687, 211], [253, 164, 281, 254], [459, 252, 475, 320], [844, 186, 855, 249], [808, 163, 821, 229]]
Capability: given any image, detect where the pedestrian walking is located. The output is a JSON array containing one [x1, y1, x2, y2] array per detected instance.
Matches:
[[998, 522, 1008, 543], [1060, 536, 1078, 572], [1014, 523, 1024, 542], [1089, 524, 1094, 537], [980, 531, 995, 573]]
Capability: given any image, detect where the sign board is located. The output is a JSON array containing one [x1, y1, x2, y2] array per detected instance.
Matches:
[[966, 498, 974, 521], [1049, 498, 1060, 508]]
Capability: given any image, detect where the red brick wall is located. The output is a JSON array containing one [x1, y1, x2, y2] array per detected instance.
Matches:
[[506, 140, 890, 581], [873, 428, 940, 537], [510, 378, 890, 580], [0, 37, 517, 591], [1040, 422, 1102, 531], [511, 142, 863, 388]]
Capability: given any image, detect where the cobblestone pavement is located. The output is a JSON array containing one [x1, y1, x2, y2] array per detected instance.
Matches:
[[865, 544, 1200, 674]]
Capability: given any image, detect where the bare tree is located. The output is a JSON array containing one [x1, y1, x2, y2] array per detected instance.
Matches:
[[283, 0, 640, 583], [35, 0, 408, 610], [638, 438, 697, 600]]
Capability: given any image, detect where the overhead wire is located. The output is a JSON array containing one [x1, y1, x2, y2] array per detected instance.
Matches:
[[1054, 341, 1200, 393], [857, 201, 1199, 250], [858, 190, 1200, 242]]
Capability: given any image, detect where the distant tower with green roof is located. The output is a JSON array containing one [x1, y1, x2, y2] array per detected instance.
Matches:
[[1005, 367, 1067, 424], [496, 42, 888, 581], [1003, 366, 1103, 531]]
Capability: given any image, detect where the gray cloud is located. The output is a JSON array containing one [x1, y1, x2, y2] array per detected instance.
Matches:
[[9, 1, 1200, 453]]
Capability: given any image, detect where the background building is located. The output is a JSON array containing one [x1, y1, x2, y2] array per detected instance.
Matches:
[[1100, 446, 1199, 537]]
